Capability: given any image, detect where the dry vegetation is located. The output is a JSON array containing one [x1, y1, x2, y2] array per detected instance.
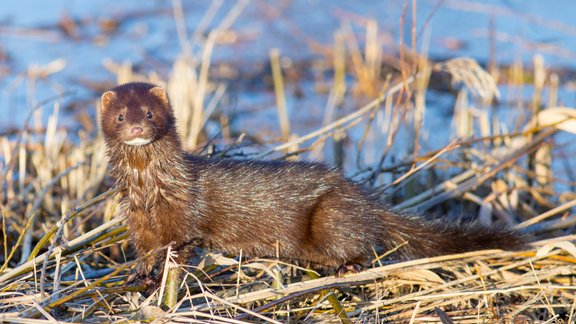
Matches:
[[2, 1, 576, 322]]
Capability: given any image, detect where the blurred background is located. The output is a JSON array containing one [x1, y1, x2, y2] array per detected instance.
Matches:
[[2, 1, 576, 130], [1, 0, 576, 203]]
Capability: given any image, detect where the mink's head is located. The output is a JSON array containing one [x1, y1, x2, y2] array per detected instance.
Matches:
[[100, 82, 177, 147]]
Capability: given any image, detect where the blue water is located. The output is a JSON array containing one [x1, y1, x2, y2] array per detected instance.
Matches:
[[2, 0, 576, 127]]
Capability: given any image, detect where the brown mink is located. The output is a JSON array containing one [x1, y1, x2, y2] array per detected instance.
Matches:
[[100, 82, 525, 284]]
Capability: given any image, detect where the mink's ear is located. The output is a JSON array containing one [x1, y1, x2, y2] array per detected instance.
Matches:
[[149, 86, 170, 109], [101, 91, 116, 114]]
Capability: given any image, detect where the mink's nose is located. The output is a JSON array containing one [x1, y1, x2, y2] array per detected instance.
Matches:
[[131, 127, 144, 136]]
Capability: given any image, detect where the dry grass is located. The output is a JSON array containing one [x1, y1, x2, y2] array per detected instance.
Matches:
[[2, 2, 576, 323]]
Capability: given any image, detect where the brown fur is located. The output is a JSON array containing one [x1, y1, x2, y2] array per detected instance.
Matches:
[[100, 82, 526, 282]]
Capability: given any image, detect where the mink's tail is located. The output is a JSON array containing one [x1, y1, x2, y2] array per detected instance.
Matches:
[[379, 210, 527, 260]]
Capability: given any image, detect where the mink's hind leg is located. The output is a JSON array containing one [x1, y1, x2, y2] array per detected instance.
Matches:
[[300, 186, 376, 272], [335, 263, 364, 277]]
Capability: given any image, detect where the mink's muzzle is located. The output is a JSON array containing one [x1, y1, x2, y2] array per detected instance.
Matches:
[[131, 126, 144, 136]]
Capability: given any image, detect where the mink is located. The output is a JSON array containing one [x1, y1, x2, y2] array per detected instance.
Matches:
[[100, 82, 525, 284]]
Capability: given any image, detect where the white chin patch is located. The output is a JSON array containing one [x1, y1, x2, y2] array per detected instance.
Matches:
[[124, 138, 152, 146]]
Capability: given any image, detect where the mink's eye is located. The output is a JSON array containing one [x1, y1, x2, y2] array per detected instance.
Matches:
[[146, 111, 153, 119], [117, 114, 124, 122]]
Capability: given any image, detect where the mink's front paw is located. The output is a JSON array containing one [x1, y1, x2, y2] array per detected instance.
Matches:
[[127, 272, 159, 297]]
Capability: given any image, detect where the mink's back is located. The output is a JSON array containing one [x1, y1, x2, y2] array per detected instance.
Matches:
[[188, 154, 344, 199], [185, 154, 359, 222], [184, 154, 380, 264]]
